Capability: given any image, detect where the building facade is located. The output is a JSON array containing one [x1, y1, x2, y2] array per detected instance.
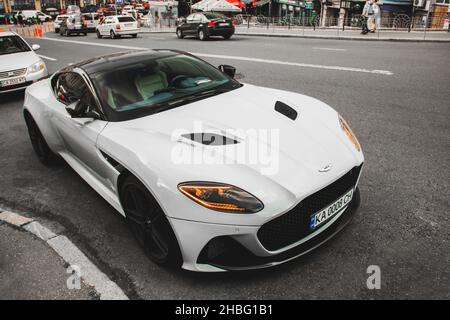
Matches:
[[1, 0, 98, 12]]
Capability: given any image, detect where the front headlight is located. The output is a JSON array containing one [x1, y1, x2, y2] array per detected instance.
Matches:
[[28, 61, 46, 74], [178, 182, 264, 214], [339, 114, 361, 152]]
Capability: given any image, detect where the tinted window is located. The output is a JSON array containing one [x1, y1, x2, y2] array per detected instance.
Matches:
[[56, 72, 94, 107], [118, 16, 135, 22], [204, 13, 226, 20], [91, 54, 240, 118], [0, 35, 30, 55]]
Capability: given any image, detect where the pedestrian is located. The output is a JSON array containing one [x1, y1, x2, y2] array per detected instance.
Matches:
[[361, 1, 370, 34], [373, 0, 381, 32], [17, 13, 24, 26]]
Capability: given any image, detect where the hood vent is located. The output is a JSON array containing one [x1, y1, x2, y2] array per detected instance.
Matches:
[[275, 101, 298, 121], [182, 133, 239, 146]]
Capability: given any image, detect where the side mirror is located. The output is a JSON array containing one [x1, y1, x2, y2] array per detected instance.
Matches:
[[219, 65, 236, 78], [65, 100, 82, 117], [31, 44, 40, 51]]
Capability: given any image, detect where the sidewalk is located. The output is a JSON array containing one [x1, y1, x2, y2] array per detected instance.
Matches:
[[235, 26, 450, 42], [0, 221, 96, 300]]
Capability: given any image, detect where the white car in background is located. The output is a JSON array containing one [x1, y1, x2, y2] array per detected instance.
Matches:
[[20, 10, 52, 22], [96, 15, 139, 39], [82, 12, 100, 32], [53, 15, 69, 33], [0, 31, 48, 93]]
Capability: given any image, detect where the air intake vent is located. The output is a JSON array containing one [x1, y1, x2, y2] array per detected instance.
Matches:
[[182, 133, 239, 146], [275, 101, 297, 121]]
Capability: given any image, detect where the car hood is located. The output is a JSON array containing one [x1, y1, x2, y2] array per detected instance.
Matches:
[[101, 84, 363, 199], [0, 51, 41, 72]]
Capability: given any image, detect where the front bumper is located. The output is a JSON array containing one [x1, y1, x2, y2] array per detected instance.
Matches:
[[0, 68, 48, 93], [171, 187, 361, 272]]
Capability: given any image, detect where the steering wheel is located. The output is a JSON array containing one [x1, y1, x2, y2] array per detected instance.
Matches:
[[169, 75, 190, 88]]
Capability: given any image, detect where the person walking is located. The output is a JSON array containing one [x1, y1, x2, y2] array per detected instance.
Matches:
[[361, 0, 371, 34], [373, 0, 381, 32]]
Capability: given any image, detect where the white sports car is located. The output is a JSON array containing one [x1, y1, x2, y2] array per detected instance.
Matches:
[[23, 50, 364, 272]]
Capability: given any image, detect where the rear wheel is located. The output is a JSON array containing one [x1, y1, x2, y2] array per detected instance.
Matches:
[[132, 33, 137, 38], [96, 30, 102, 38], [65, 29, 70, 37], [24, 112, 58, 166], [223, 34, 232, 40], [198, 29, 207, 41], [110, 30, 116, 39], [176, 28, 184, 39], [120, 175, 182, 268]]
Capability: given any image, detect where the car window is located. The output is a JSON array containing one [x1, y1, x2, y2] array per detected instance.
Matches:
[[0, 35, 31, 56], [91, 53, 239, 117], [118, 16, 135, 22], [55, 72, 97, 114], [186, 14, 195, 22], [204, 13, 226, 20]]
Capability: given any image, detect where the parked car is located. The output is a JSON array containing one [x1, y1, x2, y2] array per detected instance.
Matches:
[[53, 15, 69, 33], [0, 31, 48, 93], [96, 15, 139, 39], [59, 15, 88, 36], [20, 10, 53, 23], [22, 50, 363, 271], [81, 5, 99, 13], [44, 7, 59, 19], [82, 12, 100, 32], [177, 12, 235, 41]]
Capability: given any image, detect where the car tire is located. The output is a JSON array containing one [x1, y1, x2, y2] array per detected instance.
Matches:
[[198, 29, 207, 41], [132, 33, 137, 38], [223, 34, 232, 40], [110, 30, 116, 39], [176, 28, 184, 39], [65, 29, 70, 37], [96, 30, 102, 38], [120, 174, 182, 268], [24, 112, 59, 166], [55, 28, 59, 33], [83, 32, 87, 36]]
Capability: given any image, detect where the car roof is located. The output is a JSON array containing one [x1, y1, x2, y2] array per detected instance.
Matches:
[[70, 50, 180, 75]]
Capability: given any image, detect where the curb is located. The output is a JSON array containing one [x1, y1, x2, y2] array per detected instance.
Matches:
[[235, 32, 450, 43], [0, 209, 129, 300]]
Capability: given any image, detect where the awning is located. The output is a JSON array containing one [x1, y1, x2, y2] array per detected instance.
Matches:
[[192, 0, 243, 12]]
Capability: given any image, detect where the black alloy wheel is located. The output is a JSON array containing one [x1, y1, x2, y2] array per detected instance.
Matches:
[[120, 175, 182, 268]]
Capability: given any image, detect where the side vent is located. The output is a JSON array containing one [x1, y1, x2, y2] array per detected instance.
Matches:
[[275, 101, 298, 121], [182, 133, 239, 146]]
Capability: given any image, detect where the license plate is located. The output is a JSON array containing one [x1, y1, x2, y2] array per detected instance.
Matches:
[[309, 188, 354, 230], [219, 23, 229, 27], [0, 77, 26, 87]]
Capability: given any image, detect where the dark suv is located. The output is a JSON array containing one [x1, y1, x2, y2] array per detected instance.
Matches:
[[176, 12, 235, 41]]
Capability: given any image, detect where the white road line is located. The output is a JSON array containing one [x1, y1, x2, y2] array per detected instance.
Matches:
[[312, 47, 348, 52], [40, 36, 393, 75], [38, 54, 57, 61]]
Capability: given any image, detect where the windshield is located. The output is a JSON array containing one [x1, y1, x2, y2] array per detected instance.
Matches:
[[92, 53, 240, 120], [0, 35, 31, 55]]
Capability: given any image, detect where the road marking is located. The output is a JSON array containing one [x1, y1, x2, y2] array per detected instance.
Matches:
[[0, 207, 129, 300], [313, 47, 348, 52], [38, 54, 57, 61], [40, 36, 393, 75], [191, 52, 393, 75]]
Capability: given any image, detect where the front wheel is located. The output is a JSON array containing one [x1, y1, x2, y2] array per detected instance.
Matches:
[[120, 175, 182, 268], [198, 29, 207, 41], [96, 30, 102, 38], [110, 30, 116, 39], [24, 113, 58, 166], [132, 33, 137, 38], [176, 28, 184, 39]]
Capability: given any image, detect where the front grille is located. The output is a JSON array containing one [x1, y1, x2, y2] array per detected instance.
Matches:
[[0, 68, 27, 79], [257, 165, 362, 251]]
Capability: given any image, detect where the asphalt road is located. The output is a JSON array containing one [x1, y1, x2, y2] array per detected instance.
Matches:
[[0, 32, 449, 299]]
